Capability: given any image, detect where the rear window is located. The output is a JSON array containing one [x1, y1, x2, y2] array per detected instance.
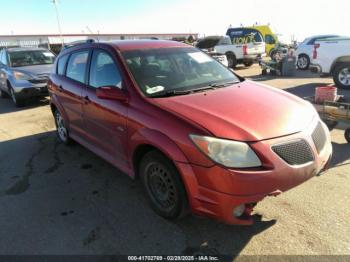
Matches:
[[196, 37, 221, 49], [226, 28, 264, 44]]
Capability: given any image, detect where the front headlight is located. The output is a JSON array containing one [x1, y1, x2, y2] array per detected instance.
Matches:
[[190, 135, 262, 168], [13, 71, 32, 80]]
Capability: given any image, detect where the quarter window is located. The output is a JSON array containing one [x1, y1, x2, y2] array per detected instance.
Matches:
[[66, 51, 89, 83], [89, 50, 122, 88], [57, 54, 69, 75]]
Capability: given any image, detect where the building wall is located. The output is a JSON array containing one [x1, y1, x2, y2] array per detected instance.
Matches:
[[0, 33, 198, 47]]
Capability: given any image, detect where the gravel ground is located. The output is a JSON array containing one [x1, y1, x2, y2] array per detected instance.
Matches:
[[0, 65, 349, 256]]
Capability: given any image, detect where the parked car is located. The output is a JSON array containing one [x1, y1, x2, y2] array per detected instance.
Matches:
[[0, 47, 55, 107], [295, 35, 339, 70], [196, 35, 264, 68], [311, 37, 350, 89], [49, 40, 332, 225]]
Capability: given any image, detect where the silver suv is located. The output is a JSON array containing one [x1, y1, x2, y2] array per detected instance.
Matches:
[[0, 47, 55, 107]]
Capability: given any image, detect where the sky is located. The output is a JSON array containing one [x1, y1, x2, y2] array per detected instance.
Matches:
[[0, 0, 349, 43]]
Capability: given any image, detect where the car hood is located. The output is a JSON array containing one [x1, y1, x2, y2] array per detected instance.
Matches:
[[13, 64, 53, 77], [152, 81, 316, 141]]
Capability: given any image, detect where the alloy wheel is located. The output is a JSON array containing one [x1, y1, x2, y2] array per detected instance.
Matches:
[[55, 111, 68, 142], [297, 56, 308, 69], [338, 67, 350, 86]]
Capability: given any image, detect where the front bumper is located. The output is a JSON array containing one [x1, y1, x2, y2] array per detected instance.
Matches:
[[176, 120, 332, 225], [13, 82, 49, 99]]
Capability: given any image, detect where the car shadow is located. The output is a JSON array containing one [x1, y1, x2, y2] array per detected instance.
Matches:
[[330, 141, 350, 168], [0, 131, 276, 255], [0, 96, 50, 114]]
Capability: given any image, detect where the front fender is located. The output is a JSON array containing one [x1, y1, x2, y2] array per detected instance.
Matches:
[[129, 128, 189, 167]]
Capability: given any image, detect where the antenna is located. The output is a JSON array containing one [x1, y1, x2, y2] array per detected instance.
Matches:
[[51, 0, 64, 45]]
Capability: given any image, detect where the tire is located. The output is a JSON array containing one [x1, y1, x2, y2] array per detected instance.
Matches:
[[226, 53, 237, 68], [333, 63, 350, 89], [54, 109, 71, 145], [139, 150, 188, 219], [297, 54, 310, 70], [243, 61, 254, 67], [0, 89, 8, 98], [270, 49, 277, 60], [9, 86, 25, 107], [345, 128, 350, 143]]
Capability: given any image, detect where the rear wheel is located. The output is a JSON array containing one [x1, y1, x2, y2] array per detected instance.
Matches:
[[243, 61, 254, 67], [226, 53, 237, 68], [333, 63, 350, 89], [345, 128, 350, 143], [140, 151, 188, 219], [297, 54, 310, 70], [54, 109, 71, 145]]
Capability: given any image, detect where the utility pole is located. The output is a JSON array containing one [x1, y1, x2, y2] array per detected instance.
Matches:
[[52, 0, 64, 45]]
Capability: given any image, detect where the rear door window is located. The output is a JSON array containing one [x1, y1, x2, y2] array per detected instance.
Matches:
[[66, 51, 89, 83]]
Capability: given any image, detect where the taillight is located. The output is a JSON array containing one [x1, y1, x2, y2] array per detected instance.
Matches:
[[243, 45, 248, 55], [313, 43, 320, 59]]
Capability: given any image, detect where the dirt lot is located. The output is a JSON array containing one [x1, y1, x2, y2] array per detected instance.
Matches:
[[0, 65, 349, 256]]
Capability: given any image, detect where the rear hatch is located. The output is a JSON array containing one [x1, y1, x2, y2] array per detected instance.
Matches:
[[246, 41, 265, 55]]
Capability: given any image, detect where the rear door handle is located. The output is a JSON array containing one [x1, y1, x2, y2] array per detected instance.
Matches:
[[57, 85, 63, 92]]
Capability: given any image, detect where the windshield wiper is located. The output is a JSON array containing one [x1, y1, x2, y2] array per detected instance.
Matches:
[[148, 82, 238, 98], [148, 89, 192, 98], [209, 81, 240, 88]]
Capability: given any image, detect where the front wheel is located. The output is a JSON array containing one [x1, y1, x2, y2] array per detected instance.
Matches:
[[140, 151, 188, 219], [226, 53, 237, 68], [333, 63, 350, 89], [0, 89, 8, 98], [9, 87, 25, 107]]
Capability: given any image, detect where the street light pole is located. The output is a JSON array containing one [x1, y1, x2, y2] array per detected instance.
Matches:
[[52, 0, 64, 45]]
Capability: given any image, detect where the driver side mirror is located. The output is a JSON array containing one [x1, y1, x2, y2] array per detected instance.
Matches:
[[96, 86, 128, 102]]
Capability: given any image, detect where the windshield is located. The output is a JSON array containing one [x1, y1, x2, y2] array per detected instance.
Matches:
[[9, 50, 55, 67], [122, 47, 239, 97]]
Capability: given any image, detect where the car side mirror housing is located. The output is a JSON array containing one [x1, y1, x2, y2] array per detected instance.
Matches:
[[96, 86, 128, 102]]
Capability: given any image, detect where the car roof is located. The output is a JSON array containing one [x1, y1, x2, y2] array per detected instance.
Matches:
[[6, 47, 48, 53], [108, 40, 190, 51], [60, 40, 191, 55], [309, 34, 339, 39]]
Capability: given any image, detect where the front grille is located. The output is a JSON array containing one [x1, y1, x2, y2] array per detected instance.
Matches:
[[272, 139, 314, 165], [312, 122, 327, 154], [29, 78, 48, 84]]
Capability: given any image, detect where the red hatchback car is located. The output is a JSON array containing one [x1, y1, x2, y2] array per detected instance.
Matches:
[[48, 40, 332, 225]]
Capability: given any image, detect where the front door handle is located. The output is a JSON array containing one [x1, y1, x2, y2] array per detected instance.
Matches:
[[83, 96, 91, 104]]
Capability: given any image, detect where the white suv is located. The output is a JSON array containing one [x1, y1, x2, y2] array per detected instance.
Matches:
[[295, 35, 339, 70]]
